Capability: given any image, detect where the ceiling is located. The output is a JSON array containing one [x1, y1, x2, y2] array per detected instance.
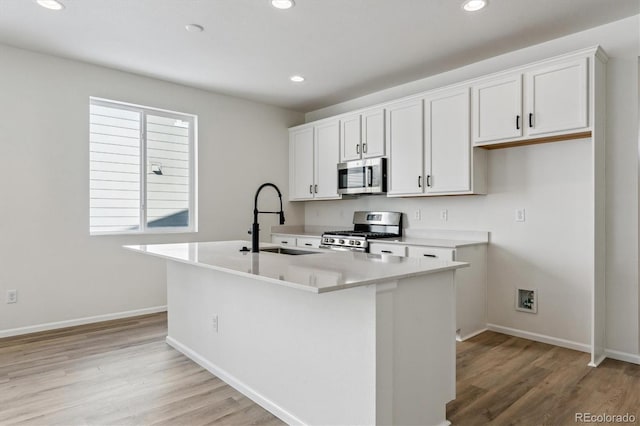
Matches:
[[0, 0, 638, 112]]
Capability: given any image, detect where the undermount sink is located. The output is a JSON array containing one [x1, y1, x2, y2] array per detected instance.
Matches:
[[260, 247, 320, 256]]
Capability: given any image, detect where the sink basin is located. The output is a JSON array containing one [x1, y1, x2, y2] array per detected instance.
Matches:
[[260, 247, 320, 256]]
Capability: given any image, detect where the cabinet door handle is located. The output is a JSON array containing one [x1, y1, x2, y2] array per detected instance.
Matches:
[[281, 241, 288, 245], [356, 144, 360, 154], [423, 254, 437, 258], [529, 113, 534, 128], [309, 185, 313, 194], [381, 250, 393, 254], [418, 176, 422, 188], [516, 115, 520, 130], [304, 243, 312, 246], [426, 175, 432, 187], [363, 142, 367, 153], [314, 184, 318, 193]]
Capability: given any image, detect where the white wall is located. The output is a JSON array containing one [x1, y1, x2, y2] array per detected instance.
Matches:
[[304, 16, 640, 356], [0, 44, 304, 334]]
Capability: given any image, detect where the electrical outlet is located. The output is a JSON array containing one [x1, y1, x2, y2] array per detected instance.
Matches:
[[440, 209, 448, 222], [6, 289, 17, 304], [212, 315, 218, 333], [515, 208, 526, 222], [414, 209, 421, 221]]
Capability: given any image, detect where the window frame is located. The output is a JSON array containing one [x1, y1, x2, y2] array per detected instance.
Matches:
[[89, 97, 198, 236]]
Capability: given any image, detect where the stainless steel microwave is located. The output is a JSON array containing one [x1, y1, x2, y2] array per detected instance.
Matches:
[[337, 157, 387, 195]]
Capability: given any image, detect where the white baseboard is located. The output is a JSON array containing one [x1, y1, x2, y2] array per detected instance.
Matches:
[[605, 349, 640, 365], [457, 327, 488, 342], [487, 323, 590, 353], [166, 336, 306, 426], [0, 306, 167, 339]]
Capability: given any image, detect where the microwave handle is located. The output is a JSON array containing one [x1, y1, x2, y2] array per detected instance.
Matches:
[[366, 167, 372, 187]]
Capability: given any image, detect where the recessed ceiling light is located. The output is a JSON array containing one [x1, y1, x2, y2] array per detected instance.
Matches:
[[271, 0, 295, 10], [290, 75, 305, 83], [462, 0, 487, 12], [185, 24, 204, 33], [36, 0, 64, 10]]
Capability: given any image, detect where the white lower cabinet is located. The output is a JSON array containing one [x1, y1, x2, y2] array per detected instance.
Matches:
[[406, 245, 455, 260], [368, 242, 407, 257], [296, 237, 321, 249], [271, 235, 296, 246], [371, 242, 487, 341]]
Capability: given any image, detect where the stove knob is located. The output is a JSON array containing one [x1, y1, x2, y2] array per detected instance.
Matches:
[[355, 241, 361, 246], [329, 238, 335, 243], [339, 239, 345, 244], [349, 240, 355, 245]]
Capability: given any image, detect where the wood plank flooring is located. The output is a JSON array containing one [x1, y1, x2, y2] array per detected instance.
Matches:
[[1, 313, 639, 425], [0, 313, 283, 426], [448, 331, 640, 425]]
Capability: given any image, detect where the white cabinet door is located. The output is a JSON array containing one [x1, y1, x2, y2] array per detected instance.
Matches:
[[340, 114, 361, 162], [362, 108, 385, 158], [406, 246, 455, 261], [369, 243, 407, 257], [386, 98, 424, 196], [271, 235, 296, 246], [314, 121, 341, 199], [289, 127, 314, 200], [297, 237, 321, 249], [424, 87, 471, 194], [472, 74, 523, 144], [525, 57, 588, 137]]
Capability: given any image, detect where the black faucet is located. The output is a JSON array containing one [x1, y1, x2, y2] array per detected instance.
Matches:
[[251, 183, 285, 253]]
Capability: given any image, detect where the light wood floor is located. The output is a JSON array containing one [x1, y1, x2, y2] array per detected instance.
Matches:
[[1, 313, 639, 426]]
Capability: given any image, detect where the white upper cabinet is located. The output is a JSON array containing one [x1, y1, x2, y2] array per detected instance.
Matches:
[[472, 74, 523, 144], [290, 127, 315, 200], [386, 98, 424, 196], [289, 121, 341, 201], [340, 108, 385, 162], [525, 57, 588, 137], [340, 114, 361, 161], [473, 56, 589, 145], [361, 108, 385, 158], [424, 87, 472, 194], [314, 121, 341, 199]]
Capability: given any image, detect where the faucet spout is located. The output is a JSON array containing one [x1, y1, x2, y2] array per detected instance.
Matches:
[[252, 183, 285, 253]]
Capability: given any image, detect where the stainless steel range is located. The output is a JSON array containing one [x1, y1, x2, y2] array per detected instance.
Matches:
[[320, 211, 403, 252]]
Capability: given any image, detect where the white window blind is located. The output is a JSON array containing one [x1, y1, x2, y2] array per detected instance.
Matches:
[[89, 98, 196, 235]]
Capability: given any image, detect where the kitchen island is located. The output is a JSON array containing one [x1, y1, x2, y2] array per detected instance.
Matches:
[[125, 240, 468, 426]]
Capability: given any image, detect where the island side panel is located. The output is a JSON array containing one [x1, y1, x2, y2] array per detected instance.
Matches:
[[165, 260, 377, 426], [376, 271, 456, 426]]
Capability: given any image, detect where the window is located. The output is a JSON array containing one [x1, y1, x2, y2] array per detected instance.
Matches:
[[89, 98, 196, 234]]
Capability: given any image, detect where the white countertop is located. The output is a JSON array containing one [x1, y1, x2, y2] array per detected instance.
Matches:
[[125, 240, 468, 294]]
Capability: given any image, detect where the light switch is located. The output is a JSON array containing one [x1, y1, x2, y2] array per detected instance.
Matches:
[[515, 208, 526, 222]]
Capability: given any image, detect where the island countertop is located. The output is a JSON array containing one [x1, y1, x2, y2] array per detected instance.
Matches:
[[125, 240, 468, 294]]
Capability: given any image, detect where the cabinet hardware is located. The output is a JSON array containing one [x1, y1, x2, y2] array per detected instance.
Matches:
[[418, 176, 422, 188], [426, 175, 432, 187], [381, 250, 393, 254], [423, 254, 437, 258], [309, 185, 313, 194], [529, 113, 534, 128], [281, 241, 288, 244], [363, 143, 367, 153], [356, 144, 360, 154], [304, 243, 312, 246], [516, 115, 520, 130], [314, 184, 318, 193]]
